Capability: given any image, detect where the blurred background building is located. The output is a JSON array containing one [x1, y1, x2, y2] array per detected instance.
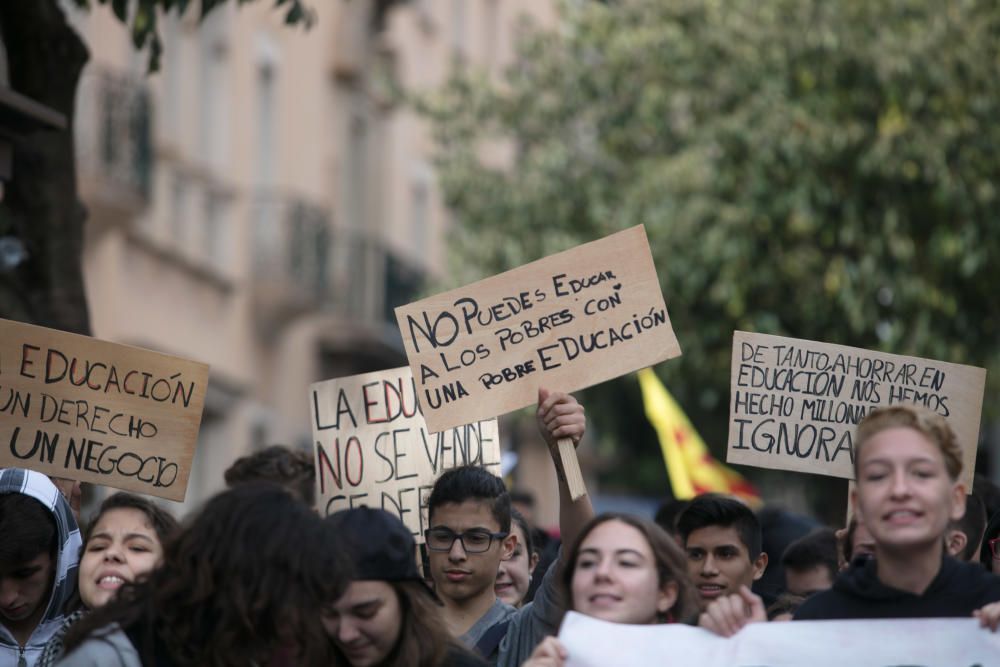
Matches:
[[67, 0, 563, 517]]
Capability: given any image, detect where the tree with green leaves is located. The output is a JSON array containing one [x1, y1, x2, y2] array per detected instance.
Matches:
[[0, 0, 313, 335], [422, 0, 1000, 496]]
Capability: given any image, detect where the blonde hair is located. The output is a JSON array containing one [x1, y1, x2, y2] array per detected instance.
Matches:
[[854, 406, 963, 481]]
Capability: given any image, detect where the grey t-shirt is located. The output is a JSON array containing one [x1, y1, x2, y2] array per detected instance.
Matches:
[[459, 598, 515, 655], [55, 626, 140, 667], [459, 552, 565, 667]]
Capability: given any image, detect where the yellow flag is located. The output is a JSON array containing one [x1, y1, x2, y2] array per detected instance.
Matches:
[[638, 368, 759, 503]]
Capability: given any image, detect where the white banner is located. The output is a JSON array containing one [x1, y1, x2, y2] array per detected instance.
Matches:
[[560, 611, 1000, 667]]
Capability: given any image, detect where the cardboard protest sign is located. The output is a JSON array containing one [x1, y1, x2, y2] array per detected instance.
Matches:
[[394, 225, 681, 433], [727, 331, 986, 487], [309, 366, 501, 541], [0, 318, 209, 501], [559, 612, 1000, 667]]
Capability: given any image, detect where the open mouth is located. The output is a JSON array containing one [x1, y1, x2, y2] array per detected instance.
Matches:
[[97, 575, 128, 590], [883, 509, 923, 525], [587, 593, 622, 606], [697, 584, 726, 599]]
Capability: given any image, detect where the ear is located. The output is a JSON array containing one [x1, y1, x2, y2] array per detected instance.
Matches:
[[850, 485, 862, 525], [529, 551, 540, 574], [945, 529, 968, 558], [500, 532, 517, 560], [656, 580, 679, 615], [949, 482, 967, 522], [752, 551, 768, 581]]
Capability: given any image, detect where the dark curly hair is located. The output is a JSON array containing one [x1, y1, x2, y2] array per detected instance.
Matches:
[[63, 483, 346, 666], [224, 444, 316, 506]]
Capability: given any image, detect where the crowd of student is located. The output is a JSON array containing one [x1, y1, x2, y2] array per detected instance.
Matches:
[[3, 391, 1000, 666]]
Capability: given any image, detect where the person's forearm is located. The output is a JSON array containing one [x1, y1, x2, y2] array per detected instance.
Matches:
[[555, 458, 593, 549]]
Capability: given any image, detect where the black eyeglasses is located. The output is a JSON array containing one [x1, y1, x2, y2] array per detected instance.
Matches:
[[424, 527, 508, 554]]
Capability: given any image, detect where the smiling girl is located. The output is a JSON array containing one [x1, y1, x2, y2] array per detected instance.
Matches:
[[521, 514, 698, 667], [795, 405, 1000, 621], [700, 406, 1000, 637]]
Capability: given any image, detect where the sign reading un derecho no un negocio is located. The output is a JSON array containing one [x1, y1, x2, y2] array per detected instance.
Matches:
[[0, 318, 209, 501]]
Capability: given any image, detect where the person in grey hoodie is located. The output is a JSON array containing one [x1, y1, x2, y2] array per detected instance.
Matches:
[[0, 469, 82, 667]]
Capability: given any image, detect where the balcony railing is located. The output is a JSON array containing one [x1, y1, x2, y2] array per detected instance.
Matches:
[[251, 191, 425, 339], [75, 67, 152, 216]]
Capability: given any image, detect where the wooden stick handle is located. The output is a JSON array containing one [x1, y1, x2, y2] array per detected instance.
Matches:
[[557, 437, 588, 501]]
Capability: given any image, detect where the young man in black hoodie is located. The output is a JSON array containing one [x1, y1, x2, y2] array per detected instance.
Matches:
[[699, 405, 1000, 635]]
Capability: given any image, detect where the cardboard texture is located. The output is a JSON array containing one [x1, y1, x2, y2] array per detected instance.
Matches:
[[727, 331, 985, 488], [0, 318, 209, 501], [395, 225, 681, 434], [310, 366, 501, 541]]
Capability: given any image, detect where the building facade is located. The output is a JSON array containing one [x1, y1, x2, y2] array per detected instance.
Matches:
[[69, 0, 560, 516]]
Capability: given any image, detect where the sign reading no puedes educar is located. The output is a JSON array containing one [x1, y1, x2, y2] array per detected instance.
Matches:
[[0, 318, 209, 501], [727, 331, 986, 488], [394, 225, 682, 434]]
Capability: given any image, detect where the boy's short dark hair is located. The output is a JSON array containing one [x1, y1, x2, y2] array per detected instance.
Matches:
[[224, 445, 316, 506], [654, 498, 691, 538], [781, 528, 838, 578], [427, 465, 511, 533], [0, 493, 57, 564], [677, 493, 762, 559], [950, 494, 987, 561]]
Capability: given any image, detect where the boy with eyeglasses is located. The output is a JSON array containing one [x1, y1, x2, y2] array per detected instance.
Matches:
[[424, 390, 593, 666]]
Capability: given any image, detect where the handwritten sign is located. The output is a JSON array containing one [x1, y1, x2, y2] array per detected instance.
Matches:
[[309, 366, 501, 540], [559, 612, 1000, 667], [0, 318, 209, 501], [727, 331, 986, 487], [394, 225, 681, 434]]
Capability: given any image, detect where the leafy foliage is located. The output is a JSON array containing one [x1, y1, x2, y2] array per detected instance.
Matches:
[[421, 0, 1000, 495], [68, 0, 316, 71]]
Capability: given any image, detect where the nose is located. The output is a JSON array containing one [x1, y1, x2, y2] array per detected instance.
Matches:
[[0, 579, 17, 607], [890, 469, 911, 498], [104, 541, 125, 563], [700, 555, 719, 577], [337, 617, 361, 643], [448, 537, 467, 562], [593, 557, 614, 581]]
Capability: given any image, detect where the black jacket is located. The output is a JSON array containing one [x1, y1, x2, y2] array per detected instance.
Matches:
[[445, 643, 489, 667], [795, 555, 1000, 620]]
